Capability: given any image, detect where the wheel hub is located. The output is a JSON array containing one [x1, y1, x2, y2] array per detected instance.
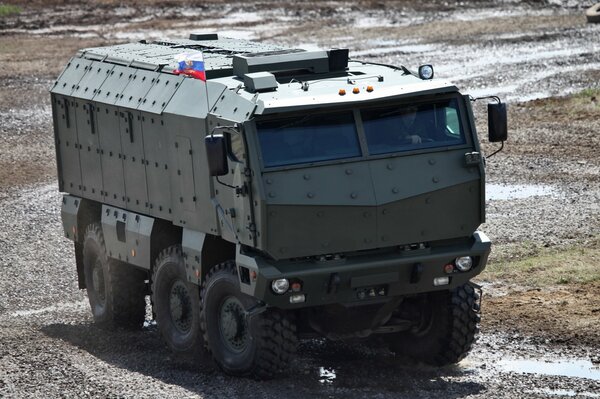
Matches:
[[169, 280, 193, 333], [218, 296, 249, 353]]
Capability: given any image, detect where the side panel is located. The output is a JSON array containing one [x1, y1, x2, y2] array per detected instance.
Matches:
[[138, 73, 184, 114], [163, 114, 218, 233], [50, 58, 94, 97], [114, 69, 158, 109], [96, 104, 126, 208], [60, 195, 81, 242], [72, 61, 115, 101], [75, 101, 104, 201], [142, 114, 172, 218], [175, 136, 197, 213], [181, 228, 206, 285], [93, 65, 133, 105], [52, 95, 82, 195], [101, 205, 154, 269], [160, 79, 227, 233], [119, 109, 149, 214]]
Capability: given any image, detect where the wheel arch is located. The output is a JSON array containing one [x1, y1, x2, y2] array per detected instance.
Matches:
[[181, 229, 236, 286]]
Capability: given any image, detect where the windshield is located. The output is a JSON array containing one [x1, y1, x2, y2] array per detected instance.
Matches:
[[257, 111, 362, 167], [362, 98, 465, 155], [256, 97, 467, 168]]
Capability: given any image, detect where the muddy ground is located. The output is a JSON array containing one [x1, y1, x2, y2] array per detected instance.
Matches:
[[0, 1, 599, 398]]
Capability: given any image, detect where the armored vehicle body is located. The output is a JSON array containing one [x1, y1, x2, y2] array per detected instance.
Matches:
[[52, 34, 506, 378]]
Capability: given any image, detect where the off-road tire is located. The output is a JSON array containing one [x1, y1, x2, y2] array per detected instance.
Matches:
[[151, 245, 203, 355], [82, 223, 146, 329], [387, 283, 480, 366], [200, 261, 297, 379], [586, 3, 600, 23]]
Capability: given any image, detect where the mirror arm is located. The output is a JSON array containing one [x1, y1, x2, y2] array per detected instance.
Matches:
[[208, 123, 241, 138], [486, 141, 504, 159], [470, 95, 502, 104], [215, 177, 247, 196]]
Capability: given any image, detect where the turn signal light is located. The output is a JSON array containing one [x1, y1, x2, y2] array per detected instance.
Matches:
[[433, 276, 450, 286]]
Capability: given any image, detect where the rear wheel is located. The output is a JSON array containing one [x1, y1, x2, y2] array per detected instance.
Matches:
[[151, 245, 203, 355], [386, 283, 480, 366], [200, 261, 297, 379], [82, 223, 146, 329]]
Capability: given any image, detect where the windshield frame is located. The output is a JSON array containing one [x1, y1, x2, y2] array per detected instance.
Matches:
[[253, 93, 473, 172]]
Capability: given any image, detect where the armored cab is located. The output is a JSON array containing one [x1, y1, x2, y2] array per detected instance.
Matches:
[[52, 34, 506, 378]]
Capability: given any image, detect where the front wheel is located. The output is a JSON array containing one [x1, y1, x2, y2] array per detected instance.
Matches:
[[386, 283, 480, 366], [200, 261, 297, 379]]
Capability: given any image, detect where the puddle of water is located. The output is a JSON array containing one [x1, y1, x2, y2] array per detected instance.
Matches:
[[486, 183, 557, 201], [318, 367, 337, 384], [499, 359, 600, 381]]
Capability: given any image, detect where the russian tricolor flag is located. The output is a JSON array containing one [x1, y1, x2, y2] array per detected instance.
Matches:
[[174, 52, 206, 81]]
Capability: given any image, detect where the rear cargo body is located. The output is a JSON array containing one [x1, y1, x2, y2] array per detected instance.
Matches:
[[52, 34, 498, 378]]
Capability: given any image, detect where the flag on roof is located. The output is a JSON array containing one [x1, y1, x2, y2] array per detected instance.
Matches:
[[174, 52, 206, 81]]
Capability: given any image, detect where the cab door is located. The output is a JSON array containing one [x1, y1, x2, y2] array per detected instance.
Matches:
[[209, 118, 256, 247]]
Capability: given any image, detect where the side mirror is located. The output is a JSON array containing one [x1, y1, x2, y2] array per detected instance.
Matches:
[[204, 134, 228, 176], [488, 102, 507, 142]]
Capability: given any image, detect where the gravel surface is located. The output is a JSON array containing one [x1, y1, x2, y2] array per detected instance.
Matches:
[[1, 1, 599, 397]]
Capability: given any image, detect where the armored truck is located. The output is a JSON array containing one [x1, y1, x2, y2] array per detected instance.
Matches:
[[51, 34, 507, 378]]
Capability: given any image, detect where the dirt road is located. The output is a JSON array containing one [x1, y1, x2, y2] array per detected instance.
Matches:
[[1, 1, 599, 397]]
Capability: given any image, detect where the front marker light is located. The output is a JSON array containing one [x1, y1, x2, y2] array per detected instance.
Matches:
[[271, 278, 289, 295], [455, 256, 473, 271], [433, 276, 450, 286], [418, 64, 434, 80]]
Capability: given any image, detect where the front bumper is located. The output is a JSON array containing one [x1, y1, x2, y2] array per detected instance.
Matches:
[[236, 231, 491, 309]]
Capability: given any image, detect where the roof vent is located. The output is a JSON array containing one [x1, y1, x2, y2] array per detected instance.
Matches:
[[189, 32, 219, 41], [244, 72, 278, 93]]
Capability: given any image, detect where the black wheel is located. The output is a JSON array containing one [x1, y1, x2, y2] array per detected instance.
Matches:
[[200, 261, 297, 379], [151, 245, 203, 355], [386, 283, 480, 366], [82, 223, 146, 329]]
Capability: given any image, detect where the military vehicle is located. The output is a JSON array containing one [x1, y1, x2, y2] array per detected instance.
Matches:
[[51, 33, 507, 378]]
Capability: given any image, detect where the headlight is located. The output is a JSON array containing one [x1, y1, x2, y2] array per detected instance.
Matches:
[[455, 256, 473, 271], [271, 278, 289, 294], [418, 64, 434, 80]]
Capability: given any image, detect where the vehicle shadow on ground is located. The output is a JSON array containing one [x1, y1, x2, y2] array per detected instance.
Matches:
[[42, 322, 485, 398]]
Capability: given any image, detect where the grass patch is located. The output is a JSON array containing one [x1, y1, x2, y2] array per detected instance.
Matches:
[[517, 87, 600, 122], [482, 238, 600, 287], [575, 88, 600, 99], [0, 4, 21, 17]]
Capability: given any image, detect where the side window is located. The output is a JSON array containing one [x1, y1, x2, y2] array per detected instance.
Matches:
[[228, 133, 245, 163], [445, 107, 461, 138]]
